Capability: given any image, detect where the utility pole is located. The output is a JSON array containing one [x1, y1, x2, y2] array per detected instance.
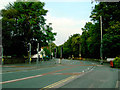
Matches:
[[92, 15, 103, 65], [55, 47, 57, 58], [100, 16, 103, 65]]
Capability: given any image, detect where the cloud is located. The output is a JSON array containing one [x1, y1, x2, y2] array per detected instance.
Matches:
[[0, 0, 17, 10], [45, 13, 88, 46]]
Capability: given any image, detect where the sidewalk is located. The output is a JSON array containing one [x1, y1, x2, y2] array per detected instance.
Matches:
[[2, 59, 59, 73]]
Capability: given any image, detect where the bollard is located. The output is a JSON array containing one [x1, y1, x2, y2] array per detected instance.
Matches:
[[59, 58, 61, 64]]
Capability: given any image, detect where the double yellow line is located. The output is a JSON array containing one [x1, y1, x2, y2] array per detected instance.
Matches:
[[41, 75, 76, 89]]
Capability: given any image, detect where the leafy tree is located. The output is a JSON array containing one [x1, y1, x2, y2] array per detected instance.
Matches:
[[50, 42, 57, 57], [57, 34, 81, 58], [43, 47, 50, 57], [1, 0, 56, 57], [81, 22, 101, 58], [103, 21, 120, 57], [88, 2, 120, 58], [90, 2, 120, 32]]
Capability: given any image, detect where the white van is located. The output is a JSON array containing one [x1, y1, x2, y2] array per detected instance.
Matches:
[[107, 58, 115, 62]]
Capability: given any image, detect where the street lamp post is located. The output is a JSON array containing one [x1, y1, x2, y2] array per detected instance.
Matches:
[[92, 15, 103, 64], [100, 16, 103, 64]]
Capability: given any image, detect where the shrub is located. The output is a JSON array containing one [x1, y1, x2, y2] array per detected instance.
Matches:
[[113, 57, 120, 68], [43, 56, 50, 61]]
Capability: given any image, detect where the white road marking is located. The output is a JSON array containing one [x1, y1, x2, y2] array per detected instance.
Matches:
[[115, 81, 119, 88], [0, 74, 43, 84], [82, 70, 84, 72]]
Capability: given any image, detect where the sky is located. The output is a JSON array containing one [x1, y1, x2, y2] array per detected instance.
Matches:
[[0, 0, 97, 46]]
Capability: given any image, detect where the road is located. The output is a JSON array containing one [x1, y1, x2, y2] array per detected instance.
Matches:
[[1, 59, 119, 89]]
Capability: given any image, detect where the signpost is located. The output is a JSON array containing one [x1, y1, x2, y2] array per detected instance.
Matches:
[[2, 46, 3, 65], [55, 48, 57, 58], [37, 43, 39, 65]]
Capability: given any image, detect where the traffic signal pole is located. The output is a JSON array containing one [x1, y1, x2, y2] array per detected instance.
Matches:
[[29, 43, 31, 64], [2, 46, 3, 65], [100, 16, 103, 65], [36, 43, 39, 65]]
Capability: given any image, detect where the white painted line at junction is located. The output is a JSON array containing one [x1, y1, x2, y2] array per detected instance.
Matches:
[[82, 70, 84, 72], [0, 74, 43, 84], [115, 81, 119, 88]]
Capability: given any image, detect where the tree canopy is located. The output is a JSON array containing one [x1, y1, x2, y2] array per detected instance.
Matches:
[[57, 2, 120, 59], [1, 0, 56, 57]]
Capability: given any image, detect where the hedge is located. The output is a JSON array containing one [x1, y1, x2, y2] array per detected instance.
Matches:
[[113, 57, 120, 68]]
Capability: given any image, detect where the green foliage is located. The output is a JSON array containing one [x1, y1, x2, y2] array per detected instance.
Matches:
[[89, 2, 120, 58], [90, 2, 120, 30], [81, 22, 100, 58], [103, 21, 120, 57], [57, 34, 81, 58], [113, 57, 120, 68], [56, 2, 120, 59], [43, 47, 50, 57], [50, 42, 57, 57], [61, 2, 120, 59], [1, 1, 56, 57]]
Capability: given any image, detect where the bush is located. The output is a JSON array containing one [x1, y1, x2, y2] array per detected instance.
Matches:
[[3, 57, 26, 64], [113, 57, 120, 68], [43, 56, 50, 61]]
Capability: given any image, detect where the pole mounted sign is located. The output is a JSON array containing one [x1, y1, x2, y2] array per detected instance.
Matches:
[[61, 47, 63, 59]]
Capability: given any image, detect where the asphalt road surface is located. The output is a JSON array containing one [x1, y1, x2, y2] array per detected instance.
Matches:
[[1, 59, 119, 89]]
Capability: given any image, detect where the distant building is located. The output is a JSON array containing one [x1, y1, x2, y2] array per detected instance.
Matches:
[[32, 46, 49, 58]]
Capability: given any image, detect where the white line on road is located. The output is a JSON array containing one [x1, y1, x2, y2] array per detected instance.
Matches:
[[115, 81, 119, 88], [0, 74, 43, 84]]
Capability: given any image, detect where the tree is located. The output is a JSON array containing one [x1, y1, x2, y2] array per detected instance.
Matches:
[[90, 2, 120, 58], [50, 42, 57, 57], [103, 21, 120, 57], [90, 2, 120, 32], [1, 0, 56, 57], [43, 47, 50, 57], [57, 34, 81, 58]]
